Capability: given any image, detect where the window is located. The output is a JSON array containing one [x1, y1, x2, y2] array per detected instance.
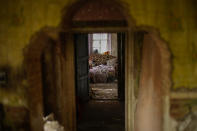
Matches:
[[92, 33, 108, 54]]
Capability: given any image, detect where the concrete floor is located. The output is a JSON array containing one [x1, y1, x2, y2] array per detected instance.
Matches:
[[77, 100, 125, 131]]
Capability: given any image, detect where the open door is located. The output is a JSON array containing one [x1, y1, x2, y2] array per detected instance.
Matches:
[[118, 32, 125, 100], [74, 33, 89, 102]]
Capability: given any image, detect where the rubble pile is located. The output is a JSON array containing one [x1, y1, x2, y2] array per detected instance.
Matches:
[[43, 113, 64, 131]]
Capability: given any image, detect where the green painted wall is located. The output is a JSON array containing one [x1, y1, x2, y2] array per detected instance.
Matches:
[[0, 0, 197, 107]]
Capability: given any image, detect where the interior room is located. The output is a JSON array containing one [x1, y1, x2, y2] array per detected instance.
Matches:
[[75, 32, 125, 130], [88, 33, 118, 100]]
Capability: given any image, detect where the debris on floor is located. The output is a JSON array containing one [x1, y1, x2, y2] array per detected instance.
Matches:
[[177, 111, 197, 131], [43, 113, 64, 131]]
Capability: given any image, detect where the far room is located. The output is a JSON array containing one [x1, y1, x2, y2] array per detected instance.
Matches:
[[88, 33, 120, 100], [75, 32, 125, 130]]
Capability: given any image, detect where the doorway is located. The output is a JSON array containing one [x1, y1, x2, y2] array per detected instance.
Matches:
[[74, 32, 125, 131], [89, 33, 118, 100], [24, 0, 171, 131]]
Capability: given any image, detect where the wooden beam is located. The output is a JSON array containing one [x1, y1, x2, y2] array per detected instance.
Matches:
[[71, 27, 128, 33]]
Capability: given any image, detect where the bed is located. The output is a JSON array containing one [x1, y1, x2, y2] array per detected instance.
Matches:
[[89, 53, 118, 83], [89, 64, 116, 83]]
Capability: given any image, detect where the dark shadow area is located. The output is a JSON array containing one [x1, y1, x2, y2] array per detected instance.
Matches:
[[0, 104, 4, 130], [77, 100, 124, 131]]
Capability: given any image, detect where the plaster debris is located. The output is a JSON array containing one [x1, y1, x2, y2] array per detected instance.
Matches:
[[170, 117, 178, 131], [43, 113, 64, 131], [177, 112, 197, 131]]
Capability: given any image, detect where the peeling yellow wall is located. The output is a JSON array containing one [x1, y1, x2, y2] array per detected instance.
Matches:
[[0, 0, 197, 107], [127, 0, 197, 89]]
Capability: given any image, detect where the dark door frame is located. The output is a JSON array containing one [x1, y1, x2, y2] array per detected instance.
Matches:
[[67, 28, 132, 131]]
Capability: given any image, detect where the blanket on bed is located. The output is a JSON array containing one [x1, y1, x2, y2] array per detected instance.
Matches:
[[89, 65, 116, 83]]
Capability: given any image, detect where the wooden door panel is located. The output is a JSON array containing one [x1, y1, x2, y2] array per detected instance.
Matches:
[[74, 33, 89, 102], [118, 32, 125, 100]]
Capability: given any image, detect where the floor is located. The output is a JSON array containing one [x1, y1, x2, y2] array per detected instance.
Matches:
[[90, 83, 118, 99], [77, 100, 125, 131]]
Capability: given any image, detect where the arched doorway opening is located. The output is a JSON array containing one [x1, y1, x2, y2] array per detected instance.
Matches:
[[61, 0, 133, 130], [24, 0, 171, 131]]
